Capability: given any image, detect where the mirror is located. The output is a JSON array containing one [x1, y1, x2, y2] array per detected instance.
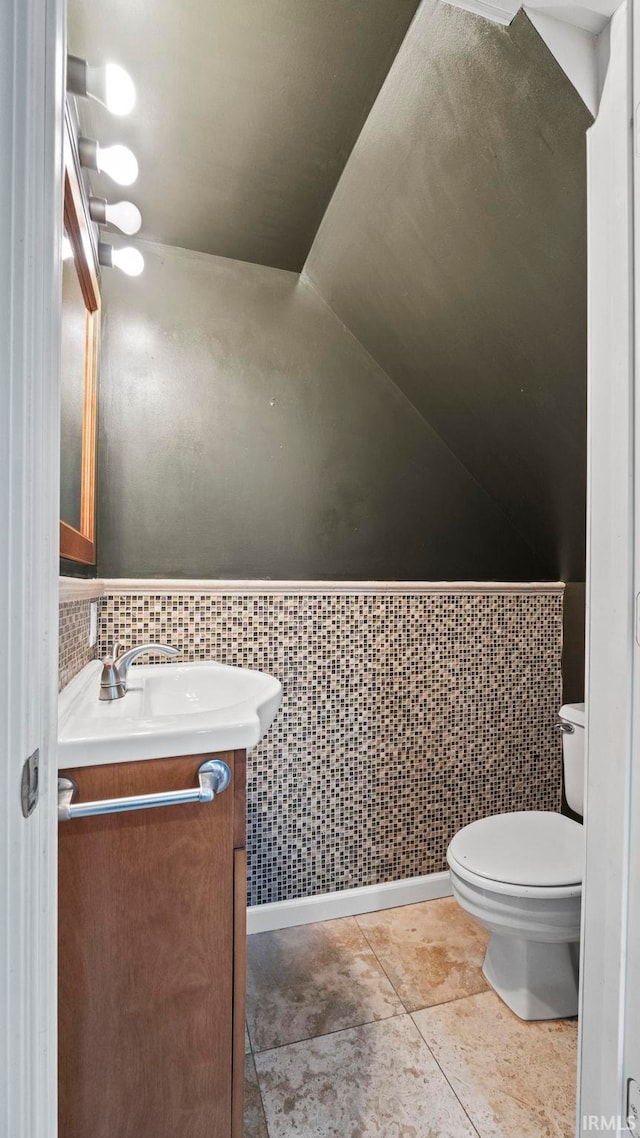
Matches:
[[60, 107, 100, 566]]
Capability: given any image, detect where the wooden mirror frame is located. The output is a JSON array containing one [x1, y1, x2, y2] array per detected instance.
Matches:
[[60, 108, 100, 565]]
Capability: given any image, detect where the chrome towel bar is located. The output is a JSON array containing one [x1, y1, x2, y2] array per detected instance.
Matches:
[[57, 759, 231, 822]]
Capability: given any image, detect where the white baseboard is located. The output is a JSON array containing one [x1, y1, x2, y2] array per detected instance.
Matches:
[[246, 871, 452, 934]]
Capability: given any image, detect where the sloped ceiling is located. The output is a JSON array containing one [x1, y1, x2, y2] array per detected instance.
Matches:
[[70, 0, 590, 581], [67, 0, 419, 271], [305, 4, 591, 579]]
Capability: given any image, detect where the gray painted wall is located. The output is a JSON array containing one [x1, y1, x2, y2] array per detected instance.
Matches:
[[562, 582, 586, 703], [305, 5, 591, 580], [98, 242, 543, 580]]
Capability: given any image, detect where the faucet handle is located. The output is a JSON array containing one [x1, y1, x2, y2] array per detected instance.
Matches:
[[99, 649, 126, 702], [109, 639, 124, 662]]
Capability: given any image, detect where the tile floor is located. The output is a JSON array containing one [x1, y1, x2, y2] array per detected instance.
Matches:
[[244, 897, 578, 1138]]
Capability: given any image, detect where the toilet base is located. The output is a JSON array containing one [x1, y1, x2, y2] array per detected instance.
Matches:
[[482, 933, 579, 1021]]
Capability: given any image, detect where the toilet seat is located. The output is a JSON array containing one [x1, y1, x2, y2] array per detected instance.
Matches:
[[448, 811, 584, 896]]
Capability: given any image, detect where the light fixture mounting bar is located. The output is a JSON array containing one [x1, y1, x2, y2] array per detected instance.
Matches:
[[89, 197, 107, 225], [67, 54, 89, 99], [97, 242, 114, 269], [78, 136, 99, 173]]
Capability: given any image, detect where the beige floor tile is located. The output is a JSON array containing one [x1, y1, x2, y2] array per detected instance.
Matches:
[[413, 990, 578, 1138], [246, 917, 405, 1051], [357, 897, 489, 1011], [255, 1014, 479, 1138], [244, 1053, 269, 1138]]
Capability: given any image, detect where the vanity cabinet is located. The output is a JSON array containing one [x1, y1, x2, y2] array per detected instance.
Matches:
[[58, 749, 247, 1138]]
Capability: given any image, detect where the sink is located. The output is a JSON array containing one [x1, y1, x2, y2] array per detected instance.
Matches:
[[58, 660, 282, 767]]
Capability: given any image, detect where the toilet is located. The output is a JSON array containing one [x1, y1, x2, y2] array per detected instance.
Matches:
[[447, 702, 585, 1021]]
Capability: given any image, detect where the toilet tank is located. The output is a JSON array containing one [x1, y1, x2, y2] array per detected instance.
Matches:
[[558, 702, 585, 816]]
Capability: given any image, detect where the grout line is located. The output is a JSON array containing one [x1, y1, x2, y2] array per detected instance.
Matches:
[[405, 984, 491, 1015], [246, 1051, 273, 1138], [247, 905, 489, 1054], [245, 915, 409, 1057], [249, 1010, 409, 1057], [247, 910, 576, 1135], [353, 908, 486, 1136], [411, 1020, 484, 1138], [353, 913, 491, 1023], [250, 1004, 485, 1138], [353, 915, 411, 1011]]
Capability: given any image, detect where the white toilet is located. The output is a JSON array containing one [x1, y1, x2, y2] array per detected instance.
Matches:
[[447, 702, 585, 1021]]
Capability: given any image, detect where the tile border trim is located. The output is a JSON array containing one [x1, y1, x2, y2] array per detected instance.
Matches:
[[98, 578, 564, 596], [246, 871, 453, 933], [59, 576, 105, 603]]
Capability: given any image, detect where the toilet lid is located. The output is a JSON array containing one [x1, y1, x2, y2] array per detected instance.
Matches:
[[448, 811, 584, 888]]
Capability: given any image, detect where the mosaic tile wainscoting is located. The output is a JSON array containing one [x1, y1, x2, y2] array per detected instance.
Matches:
[[97, 586, 564, 907], [59, 596, 100, 691]]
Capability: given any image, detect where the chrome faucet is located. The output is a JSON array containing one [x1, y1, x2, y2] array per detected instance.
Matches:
[[99, 641, 179, 701]]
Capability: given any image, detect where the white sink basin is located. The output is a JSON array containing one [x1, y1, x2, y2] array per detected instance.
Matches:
[[58, 659, 282, 768]]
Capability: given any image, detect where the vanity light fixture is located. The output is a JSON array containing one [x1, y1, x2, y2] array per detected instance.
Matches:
[[67, 55, 136, 116], [98, 242, 144, 277], [89, 196, 142, 236], [79, 138, 138, 187]]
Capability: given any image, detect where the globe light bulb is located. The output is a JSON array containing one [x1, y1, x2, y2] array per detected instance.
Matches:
[[103, 64, 136, 116], [103, 200, 142, 236], [61, 235, 73, 261], [111, 246, 144, 277], [95, 144, 138, 186], [83, 61, 136, 116]]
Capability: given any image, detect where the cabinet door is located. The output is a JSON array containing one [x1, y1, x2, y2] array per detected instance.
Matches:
[[58, 753, 236, 1138]]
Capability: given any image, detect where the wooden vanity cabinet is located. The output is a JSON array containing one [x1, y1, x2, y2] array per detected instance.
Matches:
[[58, 750, 247, 1138]]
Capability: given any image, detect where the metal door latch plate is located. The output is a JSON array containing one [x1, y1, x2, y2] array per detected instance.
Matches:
[[627, 1077, 640, 1133], [21, 749, 39, 818]]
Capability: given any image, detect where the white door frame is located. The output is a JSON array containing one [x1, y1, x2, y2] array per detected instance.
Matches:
[[625, 0, 640, 1114], [0, 0, 64, 1136], [579, 2, 636, 1133], [0, 0, 636, 1135]]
